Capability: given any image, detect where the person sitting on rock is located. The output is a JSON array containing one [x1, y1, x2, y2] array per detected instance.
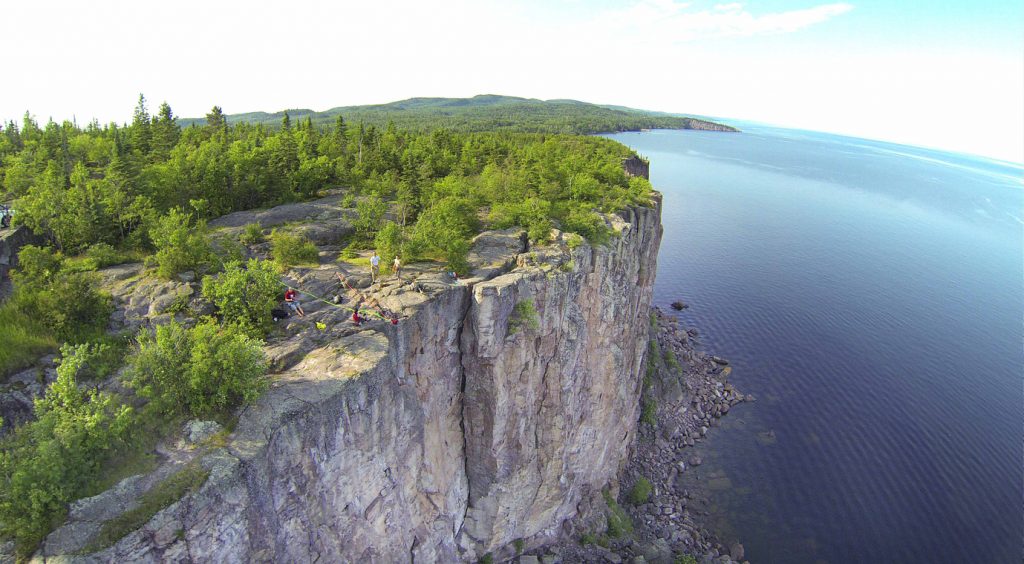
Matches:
[[284, 288, 305, 317]]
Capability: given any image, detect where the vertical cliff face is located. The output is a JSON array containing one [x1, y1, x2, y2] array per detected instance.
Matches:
[[459, 199, 662, 555], [40, 196, 662, 563]]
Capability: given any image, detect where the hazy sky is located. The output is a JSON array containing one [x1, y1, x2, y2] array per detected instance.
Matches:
[[2, 0, 1022, 162]]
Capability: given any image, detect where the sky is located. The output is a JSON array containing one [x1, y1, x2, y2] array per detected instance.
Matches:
[[1, 0, 1022, 162]]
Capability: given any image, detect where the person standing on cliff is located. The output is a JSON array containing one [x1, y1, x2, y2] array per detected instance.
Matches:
[[392, 255, 402, 280], [369, 251, 380, 283]]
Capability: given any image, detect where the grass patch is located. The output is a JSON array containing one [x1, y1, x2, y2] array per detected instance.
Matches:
[[629, 477, 653, 505], [339, 255, 371, 267], [84, 462, 209, 553], [0, 302, 58, 379], [513, 538, 524, 554], [648, 338, 661, 366], [603, 490, 634, 538]]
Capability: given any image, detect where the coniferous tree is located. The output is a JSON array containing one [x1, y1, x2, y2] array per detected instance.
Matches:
[[151, 102, 180, 161], [129, 94, 151, 156], [205, 106, 226, 131]]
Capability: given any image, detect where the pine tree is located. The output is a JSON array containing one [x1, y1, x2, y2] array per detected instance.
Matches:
[[151, 102, 180, 161], [205, 106, 226, 131], [129, 93, 151, 155]]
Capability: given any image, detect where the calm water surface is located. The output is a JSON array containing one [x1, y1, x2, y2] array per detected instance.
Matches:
[[606, 127, 1023, 564]]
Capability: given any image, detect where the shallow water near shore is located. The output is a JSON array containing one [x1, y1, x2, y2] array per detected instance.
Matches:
[[607, 127, 1023, 564]]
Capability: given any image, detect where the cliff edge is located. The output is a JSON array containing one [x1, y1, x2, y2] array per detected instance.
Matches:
[[32, 195, 663, 563]]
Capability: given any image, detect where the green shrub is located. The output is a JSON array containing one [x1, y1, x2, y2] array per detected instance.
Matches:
[[629, 477, 653, 505], [353, 195, 387, 241], [85, 243, 128, 268], [566, 233, 584, 250], [127, 319, 268, 418], [57, 340, 127, 382], [239, 222, 265, 245], [664, 350, 681, 372], [513, 538, 524, 554], [479, 553, 493, 564], [562, 204, 612, 245], [0, 345, 134, 557], [508, 299, 540, 335], [202, 259, 281, 337], [674, 555, 698, 564], [270, 229, 319, 270], [150, 208, 213, 279], [602, 490, 634, 538], [648, 338, 661, 366], [10, 245, 63, 285], [13, 271, 112, 343], [339, 242, 360, 260], [641, 399, 657, 426]]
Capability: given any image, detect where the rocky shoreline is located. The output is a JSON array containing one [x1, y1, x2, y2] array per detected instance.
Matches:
[[521, 307, 751, 564]]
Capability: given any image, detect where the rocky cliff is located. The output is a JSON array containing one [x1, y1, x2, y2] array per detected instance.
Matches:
[[34, 195, 663, 563]]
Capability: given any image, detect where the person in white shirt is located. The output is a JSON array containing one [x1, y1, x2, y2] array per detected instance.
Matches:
[[370, 251, 380, 283]]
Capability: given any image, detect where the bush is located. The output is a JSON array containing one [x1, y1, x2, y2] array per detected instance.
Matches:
[[270, 229, 319, 270], [128, 319, 268, 418], [641, 399, 657, 426], [664, 350, 681, 372], [603, 490, 634, 538], [562, 204, 612, 245], [13, 271, 112, 343], [239, 222, 265, 245], [629, 477, 653, 505], [0, 345, 133, 557], [150, 208, 213, 279], [10, 245, 63, 285], [202, 259, 282, 338], [566, 233, 584, 250], [508, 299, 540, 335], [85, 243, 128, 268]]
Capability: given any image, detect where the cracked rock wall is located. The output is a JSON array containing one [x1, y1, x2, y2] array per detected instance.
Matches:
[[44, 196, 661, 563], [458, 197, 663, 556]]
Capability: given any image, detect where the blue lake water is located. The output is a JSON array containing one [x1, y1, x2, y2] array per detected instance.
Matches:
[[606, 127, 1023, 563]]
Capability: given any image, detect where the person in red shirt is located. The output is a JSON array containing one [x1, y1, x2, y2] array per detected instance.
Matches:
[[284, 288, 305, 317]]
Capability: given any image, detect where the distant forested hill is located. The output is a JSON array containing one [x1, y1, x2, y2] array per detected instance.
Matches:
[[177, 94, 738, 134]]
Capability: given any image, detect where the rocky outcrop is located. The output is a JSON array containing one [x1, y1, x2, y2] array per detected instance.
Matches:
[[34, 195, 663, 563], [0, 225, 42, 298], [622, 156, 650, 179], [681, 118, 739, 133]]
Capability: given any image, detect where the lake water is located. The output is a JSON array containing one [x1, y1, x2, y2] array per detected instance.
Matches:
[[606, 127, 1023, 563]]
